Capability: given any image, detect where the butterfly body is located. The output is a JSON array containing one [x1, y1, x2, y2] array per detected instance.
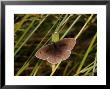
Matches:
[[35, 38, 76, 64]]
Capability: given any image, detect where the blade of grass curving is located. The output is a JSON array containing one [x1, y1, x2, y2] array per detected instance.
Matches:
[[75, 14, 94, 40], [14, 15, 49, 56], [75, 32, 97, 75], [15, 18, 36, 49], [14, 14, 30, 33]]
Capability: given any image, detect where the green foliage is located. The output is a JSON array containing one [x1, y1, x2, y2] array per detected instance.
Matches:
[[14, 14, 97, 76]]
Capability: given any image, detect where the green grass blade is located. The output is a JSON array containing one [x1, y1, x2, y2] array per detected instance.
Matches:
[[30, 61, 42, 76], [80, 61, 94, 73], [55, 14, 69, 32], [75, 14, 94, 40], [60, 15, 81, 39], [15, 18, 36, 49], [75, 32, 97, 75], [50, 61, 61, 76], [14, 15, 49, 56]]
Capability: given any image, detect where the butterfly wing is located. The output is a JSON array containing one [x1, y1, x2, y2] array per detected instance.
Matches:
[[46, 50, 71, 64], [56, 38, 76, 60], [35, 44, 52, 60], [35, 38, 76, 64], [46, 54, 62, 64], [57, 38, 76, 51]]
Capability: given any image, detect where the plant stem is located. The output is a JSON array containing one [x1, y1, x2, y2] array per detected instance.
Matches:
[[55, 14, 68, 32], [75, 32, 97, 75], [75, 14, 94, 40], [52, 64, 55, 73], [80, 61, 94, 73], [80, 65, 94, 74], [30, 61, 42, 76], [84, 66, 94, 76], [50, 61, 61, 76], [60, 15, 81, 40], [58, 15, 72, 33]]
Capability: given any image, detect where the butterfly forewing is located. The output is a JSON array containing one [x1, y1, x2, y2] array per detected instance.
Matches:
[[57, 38, 76, 51]]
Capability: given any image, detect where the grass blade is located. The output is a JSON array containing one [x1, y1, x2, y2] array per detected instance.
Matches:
[[75, 32, 97, 75], [14, 15, 49, 56]]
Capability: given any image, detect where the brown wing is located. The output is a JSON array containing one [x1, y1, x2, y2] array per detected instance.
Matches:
[[57, 38, 76, 51], [46, 54, 62, 64], [46, 50, 71, 64], [35, 44, 51, 60]]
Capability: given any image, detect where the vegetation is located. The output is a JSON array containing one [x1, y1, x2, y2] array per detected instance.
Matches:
[[14, 14, 97, 76]]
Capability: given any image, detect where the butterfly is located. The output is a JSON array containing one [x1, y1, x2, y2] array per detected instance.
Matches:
[[35, 38, 76, 64]]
